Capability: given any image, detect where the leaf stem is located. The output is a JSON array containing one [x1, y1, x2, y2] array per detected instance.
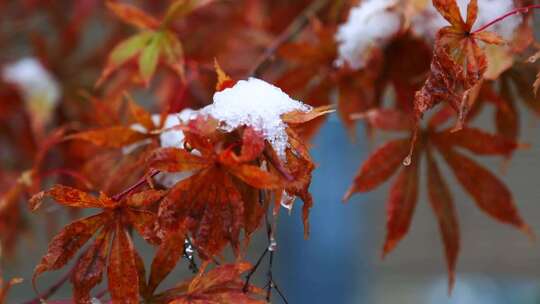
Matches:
[[242, 248, 269, 293], [272, 280, 290, 304], [111, 169, 160, 201], [472, 4, 540, 34]]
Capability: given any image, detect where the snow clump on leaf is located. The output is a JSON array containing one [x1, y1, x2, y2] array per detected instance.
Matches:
[[202, 77, 312, 159], [334, 0, 400, 70]]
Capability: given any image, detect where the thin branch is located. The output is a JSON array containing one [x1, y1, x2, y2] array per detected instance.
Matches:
[[472, 4, 540, 34], [111, 169, 160, 201], [243, 248, 269, 292], [264, 207, 279, 303], [247, 0, 330, 77], [272, 279, 290, 304], [265, 249, 274, 302]]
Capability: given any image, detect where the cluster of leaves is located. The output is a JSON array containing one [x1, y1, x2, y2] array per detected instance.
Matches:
[[276, 0, 540, 292], [28, 63, 328, 303], [1, 0, 540, 302]]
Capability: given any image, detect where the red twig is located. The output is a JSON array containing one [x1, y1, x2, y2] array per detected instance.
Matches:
[[472, 4, 540, 34], [111, 169, 160, 201]]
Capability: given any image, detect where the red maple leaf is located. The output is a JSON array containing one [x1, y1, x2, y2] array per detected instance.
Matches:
[[150, 262, 264, 304], [345, 107, 531, 291], [30, 185, 165, 303]]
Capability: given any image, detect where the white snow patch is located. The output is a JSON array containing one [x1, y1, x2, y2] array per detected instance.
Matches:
[[123, 108, 198, 187], [202, 77, 311, 159], [153, 109, 198, 188], [412, 0, 521, 41], [126, 77, 311, 185], [334, 0, 521, 68], [2, 57, 61, 124], [156, 109, 198, 148], [123, 109, 197, 154], [335, 0, 401, 70]]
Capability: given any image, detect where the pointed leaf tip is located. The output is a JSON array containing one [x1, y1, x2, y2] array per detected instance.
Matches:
[[214, 59, 235, 91]]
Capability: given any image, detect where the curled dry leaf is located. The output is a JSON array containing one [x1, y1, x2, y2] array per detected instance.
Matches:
[[414, 0, 505, 131]]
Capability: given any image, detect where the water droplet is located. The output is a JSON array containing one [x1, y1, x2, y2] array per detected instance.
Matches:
[[268, 237, 277, 252], [280, 191, 295, 214], [402, 156, 412, 166]]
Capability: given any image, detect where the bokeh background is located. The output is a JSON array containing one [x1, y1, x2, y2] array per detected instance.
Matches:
[[1, 1, 540, 303]]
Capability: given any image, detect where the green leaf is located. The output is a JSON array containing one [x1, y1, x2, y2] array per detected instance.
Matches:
[[97, 31, 153, 86], [110, 31, 153, 67], [162, 30, 185, 79], [138, 33, 163, 84]]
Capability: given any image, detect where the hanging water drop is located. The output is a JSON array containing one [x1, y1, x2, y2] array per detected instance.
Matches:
[[280, 191, 295, 214], [403, 155, 412, 166], [268, 237, 277, 252]]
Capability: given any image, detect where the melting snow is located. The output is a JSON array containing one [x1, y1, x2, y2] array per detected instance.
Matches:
[[126, 77, 310, 185], [154, 109, 198, 188], [335, 0, 521, 70], [157, 108, 198, 148], [124, 109, 198, 187], [202, 77, 312, 159], [335, 0, 400, 70], [2, 57, 61, 124]]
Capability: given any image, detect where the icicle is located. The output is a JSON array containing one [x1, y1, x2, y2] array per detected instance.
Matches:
[[279, 190, 295, 214]]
